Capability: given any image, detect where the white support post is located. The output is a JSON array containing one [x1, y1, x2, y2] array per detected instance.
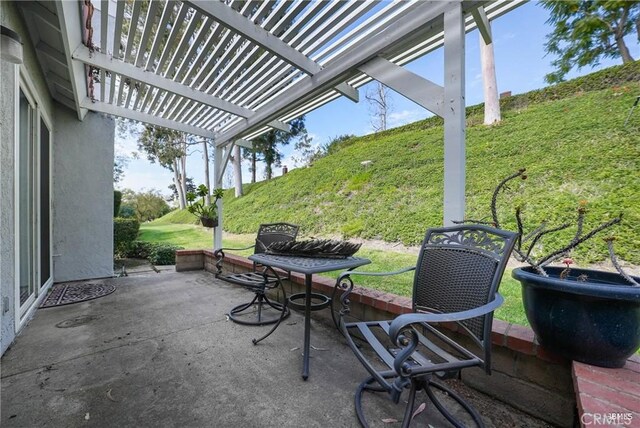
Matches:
[[213, 145, 225, 250], [358, 57, 444, 117], [442, 3, 466, 226]]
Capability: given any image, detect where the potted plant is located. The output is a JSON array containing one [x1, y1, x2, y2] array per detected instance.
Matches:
[[465, 169, 639, 368], [186, 185, 224, 228]]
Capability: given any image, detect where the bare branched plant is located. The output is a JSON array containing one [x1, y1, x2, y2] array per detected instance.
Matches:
[[458, 169, 638, 286]]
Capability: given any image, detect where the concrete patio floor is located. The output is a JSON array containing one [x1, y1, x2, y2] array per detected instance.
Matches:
[[1, 269, 552, 427]]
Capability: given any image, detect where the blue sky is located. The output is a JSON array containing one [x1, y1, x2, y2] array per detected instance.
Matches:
[[116, 2, 640, 197]]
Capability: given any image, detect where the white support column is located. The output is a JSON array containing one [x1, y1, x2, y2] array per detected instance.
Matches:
[[213, 145, 225, 250], [442, 3, 466, 226]]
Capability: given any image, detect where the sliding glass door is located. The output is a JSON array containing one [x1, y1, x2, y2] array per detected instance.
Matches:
[[16, 80, 52, 324], [18, 88, 35, 311], [40, 118, 52, 291]]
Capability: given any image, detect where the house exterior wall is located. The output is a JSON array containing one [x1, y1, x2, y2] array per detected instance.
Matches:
[[1, 1, 115, 355], [0, 57, 17, 355], [1, 0, 54, 355], [52, 108, 114, 282]]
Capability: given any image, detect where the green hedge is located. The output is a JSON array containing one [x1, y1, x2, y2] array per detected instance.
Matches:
[[128, 241, 183, 265], [114, 191, 122, 217], [114, 217, 140, 257]]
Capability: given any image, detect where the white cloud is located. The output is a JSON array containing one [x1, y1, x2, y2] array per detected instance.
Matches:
[[387, 109, 425, 128]]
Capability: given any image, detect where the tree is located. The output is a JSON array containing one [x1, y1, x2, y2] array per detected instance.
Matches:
[[113, 154, 129, 184], [479, 25, 501, 125], [365, 82, 392, 132], [120, 189, 170, 222], [168, 178, 195, 201], [135, 125, 194, 209], [542, 0, 640, 84], [251, 117, 306, 180], [290, 130, 317, 167]]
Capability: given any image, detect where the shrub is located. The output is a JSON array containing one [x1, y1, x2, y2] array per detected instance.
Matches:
[[114, 191, 122, 217], [114, 218, 140, 257], [128, 241, 154, 259], [128, 240, 183, 265], [147, 243, 182, 265]]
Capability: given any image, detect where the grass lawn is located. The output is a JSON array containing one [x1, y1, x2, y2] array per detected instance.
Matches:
[[139, 223, 528, 326]]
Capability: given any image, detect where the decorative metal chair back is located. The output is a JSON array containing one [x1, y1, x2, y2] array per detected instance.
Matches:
[[413, 225, 516, 371], [334, 224, 517, 427], [254, 223, 299, 254], [215, 222, 300, 328]]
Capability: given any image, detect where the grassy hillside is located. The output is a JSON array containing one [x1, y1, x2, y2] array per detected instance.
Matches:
[[154, 63, 640, 264], [151, 207, 199, 225]]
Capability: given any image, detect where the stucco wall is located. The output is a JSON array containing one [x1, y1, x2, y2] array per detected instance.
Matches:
[[0, 59, 17, 355], [1, 0, 55, 355], [53, 108, 115, 282]]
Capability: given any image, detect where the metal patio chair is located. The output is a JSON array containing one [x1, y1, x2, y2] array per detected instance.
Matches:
[[334, 224, 517, 428], [214, 222, 299, 326]]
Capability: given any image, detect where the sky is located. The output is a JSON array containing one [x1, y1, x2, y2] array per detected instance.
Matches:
[[115, 2, 640, 198]]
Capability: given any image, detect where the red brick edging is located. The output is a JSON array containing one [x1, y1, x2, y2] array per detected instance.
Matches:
[[572, 357, 640, 427]]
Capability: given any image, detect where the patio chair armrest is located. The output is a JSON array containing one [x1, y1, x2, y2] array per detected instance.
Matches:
[[213, 245, 256, 276], [388, 293, 504, 345], [331, 267, 416, 331], [336, 266, 416, 285], [217, 244, 256, 253]]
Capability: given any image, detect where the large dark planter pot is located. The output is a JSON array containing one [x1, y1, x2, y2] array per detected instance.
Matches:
[[512, 266, 640, 368], [200, 217, 218, 228]]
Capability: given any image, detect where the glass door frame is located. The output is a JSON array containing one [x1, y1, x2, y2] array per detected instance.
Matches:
[[14, 70, 53, 329]]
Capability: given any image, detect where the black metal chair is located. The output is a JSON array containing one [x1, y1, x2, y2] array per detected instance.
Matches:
[[214, 222, 299, 326], [334, 225, 517, 428]]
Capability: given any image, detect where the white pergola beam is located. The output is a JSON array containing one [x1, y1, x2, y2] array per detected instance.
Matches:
[[144, 1, 175, 70], [215, 0, 456, 145], [268, 120, 291, 133], [216, 145, 234, 185], [124, 1, 142, 62], [80, 99, 214, 139], [184, 0, 358, 102], [72, 46, 253, 119], [443, 4, 466, 225], [100, 0, 108, 102], [55, 0, 88, 120], [110, 0, 125, 103], [471, 7, 492, 45], [186, 0, 321, 74], [358, 57, 444, 118], [213, 145, 224, 250], [135, 0, 161, 67], [234, 139, 253, 149]]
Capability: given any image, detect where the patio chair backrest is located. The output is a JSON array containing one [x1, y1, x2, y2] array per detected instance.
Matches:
[[413, 225, 517, 343], [254, 223, 299, 254]]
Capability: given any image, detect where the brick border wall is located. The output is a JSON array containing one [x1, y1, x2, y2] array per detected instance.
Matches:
[[176, 249, 575, 427], [572, 357, 640, 427]]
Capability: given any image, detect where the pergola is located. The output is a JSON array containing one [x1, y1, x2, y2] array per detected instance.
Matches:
[[32, 0, 525, 248]]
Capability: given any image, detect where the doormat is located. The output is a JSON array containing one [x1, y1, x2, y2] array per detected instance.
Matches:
[[40, 282, 116, 308]]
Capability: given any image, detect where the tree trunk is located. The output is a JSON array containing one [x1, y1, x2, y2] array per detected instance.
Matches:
[[480, 27, 501, 125], [202, 140, 211, 205], [615, 34, 634, 63], [251, 150, 256, 183], [233, 144, 243, 197], [265, 163, 272, 180], [180, 140, 187, 207], [366, 82, 390, 132], [173, 159, 186, 209]]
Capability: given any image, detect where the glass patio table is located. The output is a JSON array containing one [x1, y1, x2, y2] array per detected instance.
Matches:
[[248, 253, 371, 380]]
